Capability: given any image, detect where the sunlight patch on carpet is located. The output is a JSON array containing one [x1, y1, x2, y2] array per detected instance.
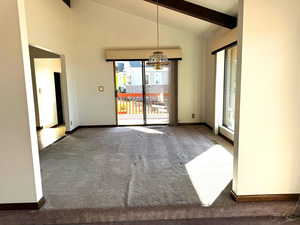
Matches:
[[185, 145, 233, 207], [129, 126, 164, 134]]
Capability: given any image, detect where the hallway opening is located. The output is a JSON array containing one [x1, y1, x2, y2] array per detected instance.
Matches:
[[29, 46, 66, 150]]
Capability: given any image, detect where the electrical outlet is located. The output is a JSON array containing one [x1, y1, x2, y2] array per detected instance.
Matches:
[[192, 113, 196, 119], [70, 121, 73, 126]]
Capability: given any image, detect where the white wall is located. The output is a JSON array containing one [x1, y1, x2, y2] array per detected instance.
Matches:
[[24, 0, 79, 131], [71, 0, 205, 125], [24, 0, 206, 126], [34, 58, 61, 128], [0, 0, 42, 203], [233, 0, 300, 195]]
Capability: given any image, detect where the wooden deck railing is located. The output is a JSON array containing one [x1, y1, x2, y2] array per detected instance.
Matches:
[[117, 93, 169, 115]]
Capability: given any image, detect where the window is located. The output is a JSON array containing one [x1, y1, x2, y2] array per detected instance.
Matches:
[[214, 43, 237, 141], [223, 45, 237, 131]]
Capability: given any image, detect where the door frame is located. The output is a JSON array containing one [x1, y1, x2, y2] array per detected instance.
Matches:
[[141, 61, 147, 125], [29, 45, 71, 131], [112, 62, 119, 126], [112, 60, 172, 127], [213, 42, 237, 141]]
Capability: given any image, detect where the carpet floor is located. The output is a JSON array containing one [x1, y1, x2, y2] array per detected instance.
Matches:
[[40, 125, 233, 209], [1, 126, 299, 225]]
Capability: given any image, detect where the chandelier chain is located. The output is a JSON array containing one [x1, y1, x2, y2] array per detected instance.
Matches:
[[147, 0, 168, 70], [157, 0, 159, 50]]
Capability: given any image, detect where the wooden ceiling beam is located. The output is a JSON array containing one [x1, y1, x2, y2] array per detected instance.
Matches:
[[62, 0, 71, 8], [144, 0, 237, 29]]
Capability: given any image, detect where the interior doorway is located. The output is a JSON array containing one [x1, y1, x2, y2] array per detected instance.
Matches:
[[114, 61, 173, 126], [54, 72, 64, 126], [29, 46, 66, 150]]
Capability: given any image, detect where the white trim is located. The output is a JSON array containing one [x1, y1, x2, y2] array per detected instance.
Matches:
[[219, 126, 234, 141], [214, 51, 225, 135]]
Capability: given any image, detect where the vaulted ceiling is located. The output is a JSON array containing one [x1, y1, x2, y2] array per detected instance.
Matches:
[[90, 0, 239, 35]]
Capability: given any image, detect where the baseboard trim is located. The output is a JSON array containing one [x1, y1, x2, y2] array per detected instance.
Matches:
[[231, 190, 300, 202], [65, 125, 117, 134], [219, 133, 234, 145], [66, 123, 214, 134], [80, 125, 117, 128], [65, 126, 80, 134], [0, 197, 46, 210], [203, 123, 213, 130], [53, 135, 67, 144], [177, 122, 206, 126]]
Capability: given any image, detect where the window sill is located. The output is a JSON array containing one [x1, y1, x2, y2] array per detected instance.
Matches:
[[219, 126, 234, 142]]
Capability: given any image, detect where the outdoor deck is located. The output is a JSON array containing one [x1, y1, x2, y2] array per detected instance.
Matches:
[[117, 93, 169, 125]]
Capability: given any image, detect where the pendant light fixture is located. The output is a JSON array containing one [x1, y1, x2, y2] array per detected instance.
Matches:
[[147, 0, 169, 70]]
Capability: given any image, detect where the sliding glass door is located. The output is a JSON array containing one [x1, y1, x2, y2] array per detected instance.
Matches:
[[145, 64, 169, 124], [115, 61, 144, 125], [114, 61, 171, 126]]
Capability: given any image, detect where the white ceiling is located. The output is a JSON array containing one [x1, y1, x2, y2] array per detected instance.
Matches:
[[90, 0, 239, 35]]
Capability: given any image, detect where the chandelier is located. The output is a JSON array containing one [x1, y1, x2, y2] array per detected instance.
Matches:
[[147, 0, 169, 70]]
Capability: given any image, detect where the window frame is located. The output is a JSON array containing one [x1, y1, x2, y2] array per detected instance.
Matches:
[[222, 44, 238, 132]]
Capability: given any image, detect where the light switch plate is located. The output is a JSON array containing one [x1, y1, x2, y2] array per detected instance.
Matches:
[[97, 86, 104, 93]]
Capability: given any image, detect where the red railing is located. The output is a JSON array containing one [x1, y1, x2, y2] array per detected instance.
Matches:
[[117, 93, 169, 98], [117, 93, 169, 115]]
